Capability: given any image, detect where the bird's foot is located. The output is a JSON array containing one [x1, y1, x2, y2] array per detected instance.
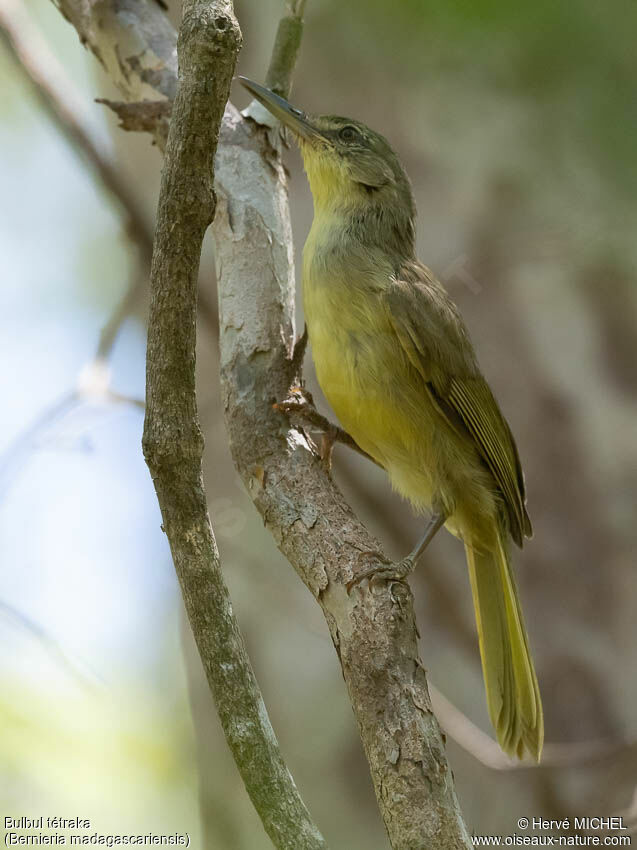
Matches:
[[274, 387, 352, 474], [346, 551, 415, 593], [274, 384, 315, 416]]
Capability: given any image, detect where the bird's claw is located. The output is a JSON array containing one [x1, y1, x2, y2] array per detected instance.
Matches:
[[346, 552, 414, 593], [274, 384, 314, 416]]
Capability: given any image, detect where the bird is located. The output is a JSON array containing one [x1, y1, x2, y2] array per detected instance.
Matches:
[[239, 76, 543, 762]]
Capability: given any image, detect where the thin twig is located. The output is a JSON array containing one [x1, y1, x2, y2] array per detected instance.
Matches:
[[141, 1, 326, 847], [264, 0, 307, 97], [0, 0, 150, 415], [0, 599, 104, 689], [1, 0, 220, 350], [95, 267, 149, 361], [288, 607, 637, 774], [0, 384, 144, 500], [0, 0, 153, 265], [0, 392, 78, 497], [0, 3, 216, 487], [429, 685, 636, 772], [0, 265, 145, 499]]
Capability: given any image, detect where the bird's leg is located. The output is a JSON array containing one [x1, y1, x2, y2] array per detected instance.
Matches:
[[319, 423, 339, 473], [404, 510, 446, 567], [290, 323, 308, 379], [274, 386, 382, 469], [347, 510, 446, 591]]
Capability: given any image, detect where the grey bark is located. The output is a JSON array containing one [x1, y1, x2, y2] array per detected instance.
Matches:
[[214, 105, 471, 850], [139, 1, 326, 847], [48, 0, 472, 846]]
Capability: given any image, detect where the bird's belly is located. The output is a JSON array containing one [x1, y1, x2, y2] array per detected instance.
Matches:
[[303, 251, 502, 540], [307, 310, 441, 510]]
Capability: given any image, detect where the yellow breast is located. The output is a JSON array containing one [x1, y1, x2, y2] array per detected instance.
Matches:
[[302, 220, 412, 464], [302, 206, 455, 516]]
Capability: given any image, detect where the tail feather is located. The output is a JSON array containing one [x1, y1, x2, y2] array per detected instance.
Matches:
[[465, 534, 543, 761]]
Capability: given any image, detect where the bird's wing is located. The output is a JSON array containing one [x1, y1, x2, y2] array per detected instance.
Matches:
[[384, 269, 532, 545]]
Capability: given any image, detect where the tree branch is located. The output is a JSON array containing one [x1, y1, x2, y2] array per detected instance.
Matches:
[[0, 0, 154, 264], [29, 1, 325, 840], [264, 0, 306, 97], [140, 1, 326, 848], [47, 0, 473, 845], [428, 685, 637, 772], [214, 44, 472, 850], [0, 1, 222, 352], [0, 0, 151, 405], [48, 0, 176, 148]]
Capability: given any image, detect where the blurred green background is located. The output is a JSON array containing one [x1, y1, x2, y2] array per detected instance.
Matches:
[[1, 0, 636, 846]]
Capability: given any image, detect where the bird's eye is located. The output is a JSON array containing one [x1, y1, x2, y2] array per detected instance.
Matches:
[[339, 125, 358, 143]]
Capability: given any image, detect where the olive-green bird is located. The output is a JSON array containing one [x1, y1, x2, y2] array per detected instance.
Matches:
[[240, 77, 543, 761]]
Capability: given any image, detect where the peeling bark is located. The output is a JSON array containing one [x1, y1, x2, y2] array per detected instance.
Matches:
[[213, 109, 472, 849], [139, 1, 326, 847], [49, 0, 472, 845]]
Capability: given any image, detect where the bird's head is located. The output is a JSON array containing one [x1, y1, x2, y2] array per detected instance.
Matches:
[[239, 77, 415, 221]]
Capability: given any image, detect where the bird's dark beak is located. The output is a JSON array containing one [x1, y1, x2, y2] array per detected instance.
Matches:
[[238, 77, 321, 142]]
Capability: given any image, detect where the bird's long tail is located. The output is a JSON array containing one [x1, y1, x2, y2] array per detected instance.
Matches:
[[465, 532, 543, 761]]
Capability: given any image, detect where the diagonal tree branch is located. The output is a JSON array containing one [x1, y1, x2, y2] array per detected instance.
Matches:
[[214, 106, 471, 850], [140, 1, 326, 848], [216, 9, 471, 847], [49, 0, 177, 149], [0, 0, 154, 263], [428, 684, 637, 772]]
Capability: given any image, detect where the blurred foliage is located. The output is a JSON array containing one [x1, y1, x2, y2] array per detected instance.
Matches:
[[1, 0, 636, 848], [1, 675, 200, 837], [310, 0, 637, 195]]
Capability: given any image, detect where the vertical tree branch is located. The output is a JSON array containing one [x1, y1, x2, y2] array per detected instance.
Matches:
[[216, 12, 472, 848], [141, 1, 326, 847], [214, 107, 471, 850], [264, 0, 306, 97]]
